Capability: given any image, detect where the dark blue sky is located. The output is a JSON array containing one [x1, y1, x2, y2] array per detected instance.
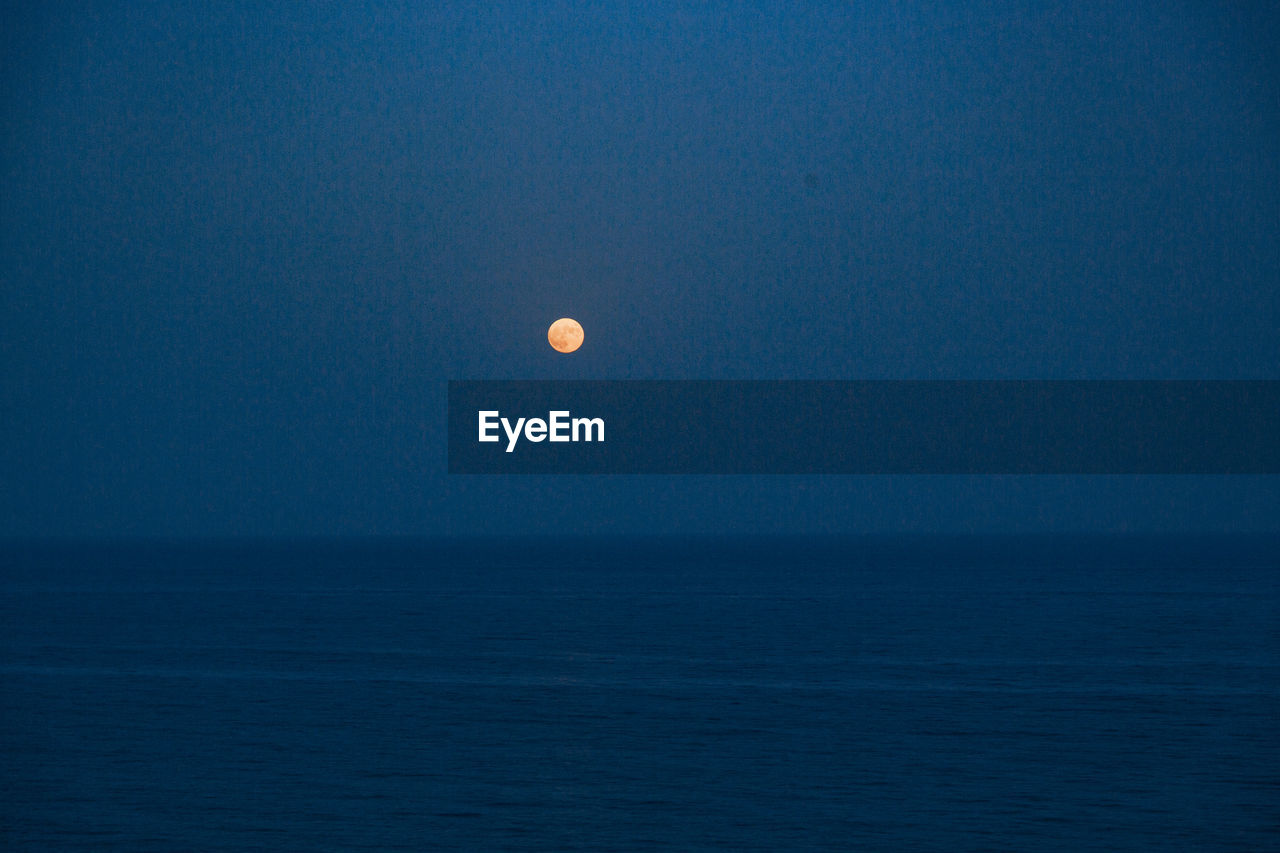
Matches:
[[3, 1, 1278, 536]]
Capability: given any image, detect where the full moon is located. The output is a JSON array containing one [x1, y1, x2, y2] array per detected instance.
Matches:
[[547, 317, 584, 353]]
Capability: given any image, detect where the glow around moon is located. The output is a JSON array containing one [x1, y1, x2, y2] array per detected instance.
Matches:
[[547, 318, 584, 353]]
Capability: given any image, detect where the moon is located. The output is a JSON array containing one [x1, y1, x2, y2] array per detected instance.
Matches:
[[547, 317, 584, 353]]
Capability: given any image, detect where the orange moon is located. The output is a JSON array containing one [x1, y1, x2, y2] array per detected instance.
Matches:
[[547, 318, 584, 353]]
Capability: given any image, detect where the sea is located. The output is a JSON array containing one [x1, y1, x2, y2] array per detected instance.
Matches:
[[1, 536, 1276, 851]]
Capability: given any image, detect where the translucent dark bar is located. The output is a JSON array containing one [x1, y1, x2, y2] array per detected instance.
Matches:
[[448, 381, 1280, 474]]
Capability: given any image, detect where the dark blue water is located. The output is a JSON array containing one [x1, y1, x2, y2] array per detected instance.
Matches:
[[2, 537, 1277, 851]]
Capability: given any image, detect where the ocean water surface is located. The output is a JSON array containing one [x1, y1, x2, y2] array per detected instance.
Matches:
[[1, 536, 1276, 850]]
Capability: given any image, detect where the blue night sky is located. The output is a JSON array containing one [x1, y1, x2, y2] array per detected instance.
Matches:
[[3, 1, 1278, 536]]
